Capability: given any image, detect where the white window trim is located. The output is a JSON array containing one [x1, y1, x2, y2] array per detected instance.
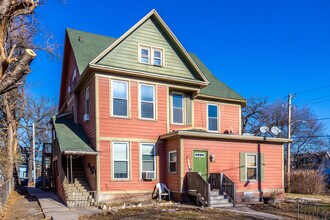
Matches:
[[245, 153, 258, 182], [85, 87, 90, 115], [140, 143, 157, 180], [206, 103, 219, 132], [171, 92, 184, 125], [139, 83, 156, 120], [111, 80, 129, 118], [138, 44, 164, 66], [112, 141, 130, 180], [168, 150, 177, 173]]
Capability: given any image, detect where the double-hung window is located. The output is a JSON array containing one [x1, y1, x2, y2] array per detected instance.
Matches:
[[140, 46, 150, 64], [169, 151, 177, 173], [141, 143, 156, 179], [112, 80, 128, 117], [85, 87, 90, 115], [140, 84, 155, 119], [113, 142, 129, 179], [139, 45, 163, 66], [172, 93, 184, 124], [246, 154, 257, 181], [207, 104, 218, 132]]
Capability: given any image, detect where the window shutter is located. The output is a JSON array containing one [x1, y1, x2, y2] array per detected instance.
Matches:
[[239, 152, 246, 181], [185, 95, 192, 126], [261, 153, 265, 181]]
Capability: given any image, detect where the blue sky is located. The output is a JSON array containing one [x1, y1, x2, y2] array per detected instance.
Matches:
[[28, 0, 330, 134]]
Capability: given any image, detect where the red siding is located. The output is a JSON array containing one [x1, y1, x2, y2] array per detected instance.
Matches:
[[77, 77, 96, 147], [98, 77, 167, 139], [164, 138, 181, 192], [99, 140, 159, 191], [183, 137, 283, 191]]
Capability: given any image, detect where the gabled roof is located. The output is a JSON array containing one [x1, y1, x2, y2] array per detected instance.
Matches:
[[53, 116, 98, 155], [65, 13, 245, 104], [66, 28, 117, 74], [90, 9, 209, 84]]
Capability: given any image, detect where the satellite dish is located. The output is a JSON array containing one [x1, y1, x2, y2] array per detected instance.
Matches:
[[260, 126, 269, 134], [271, 126, 281, 136]]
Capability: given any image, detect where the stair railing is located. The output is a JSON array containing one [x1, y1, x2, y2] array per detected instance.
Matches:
[[210, 173, 236, 207], [187, 172, 211, 207]]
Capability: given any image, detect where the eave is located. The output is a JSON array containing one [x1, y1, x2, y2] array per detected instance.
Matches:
[[159, 130, 292, 144]]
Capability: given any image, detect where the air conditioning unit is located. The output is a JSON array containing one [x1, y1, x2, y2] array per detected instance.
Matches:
[[142, 172, 154, 180], [83, 114, 90, 121], [67, 86, 72, 93]]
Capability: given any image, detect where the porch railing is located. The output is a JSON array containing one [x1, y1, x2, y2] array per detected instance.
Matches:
[[187, 172, 210, 206], [209, 173, 236, 207]]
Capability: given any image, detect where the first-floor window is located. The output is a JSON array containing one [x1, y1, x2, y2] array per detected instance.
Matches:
[[246, 154, 257, 181], [113, 142, 129, 179], [141, 143, 156, 179], [169, 151, 177, 172]]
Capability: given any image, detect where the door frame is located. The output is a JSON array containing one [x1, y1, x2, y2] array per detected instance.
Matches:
[[192, 150, 209, 180]]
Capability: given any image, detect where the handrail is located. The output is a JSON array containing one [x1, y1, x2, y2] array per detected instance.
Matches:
[[187, 172, 211, 206], [222, 174, 236, 207], [210, 173, 236, 207]]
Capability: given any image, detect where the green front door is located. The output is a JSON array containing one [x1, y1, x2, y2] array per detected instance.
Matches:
[[193, 150, 208, 180]]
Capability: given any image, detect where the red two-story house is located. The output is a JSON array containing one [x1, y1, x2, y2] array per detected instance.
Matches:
[[52, 9, 290, 207]]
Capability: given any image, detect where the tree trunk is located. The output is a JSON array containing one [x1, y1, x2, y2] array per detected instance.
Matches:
[[4, 94, 14, 181]]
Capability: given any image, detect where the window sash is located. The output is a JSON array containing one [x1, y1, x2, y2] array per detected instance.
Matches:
[[140, 47, 150, 64], [207, 104, 218, 131], [113, 142, 129, 179], [169, 151, 177, 172], [246, 154, 258, 181], [141, 144, 156, 178], [111, 80, 128, 117], [140, 84, 155, 119], [172, 93, 184, 124], [153, 49, 162, 66]]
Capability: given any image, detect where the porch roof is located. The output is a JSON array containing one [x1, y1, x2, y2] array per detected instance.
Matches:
[[159, 130, 292, 143], [52, 116, 99, 155]]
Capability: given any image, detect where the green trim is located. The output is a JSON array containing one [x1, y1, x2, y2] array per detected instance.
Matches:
[[239, 152, 246, 181]]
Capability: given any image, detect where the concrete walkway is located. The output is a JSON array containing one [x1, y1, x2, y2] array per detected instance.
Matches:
[[26, 187, 102, 220], [220, 204, 283, 220]]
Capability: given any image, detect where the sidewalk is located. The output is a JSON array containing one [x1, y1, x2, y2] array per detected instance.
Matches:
[[220, 204, 284, 220], [26, 187, 102, 220]]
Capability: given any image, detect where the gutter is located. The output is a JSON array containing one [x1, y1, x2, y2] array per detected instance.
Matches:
[[61, 150, 100, 155], [159, 130, 292, 143]]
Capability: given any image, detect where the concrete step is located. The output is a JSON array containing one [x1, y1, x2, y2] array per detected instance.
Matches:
[[211, 203, 233, 208], [210, 194, 225, 199], [210, 190, 220, 196], [209, 198, 230, 205]]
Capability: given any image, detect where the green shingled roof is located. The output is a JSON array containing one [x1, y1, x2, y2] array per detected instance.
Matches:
[[66, 28, 245, 102], [67, 28, 117, 74], [53, 116, 97, 154]]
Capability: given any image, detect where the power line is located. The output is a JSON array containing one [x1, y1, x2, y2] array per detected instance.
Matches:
[[296, 98, 330, 106], [295, 94, 330, 105], [294, 84, 330, 95]]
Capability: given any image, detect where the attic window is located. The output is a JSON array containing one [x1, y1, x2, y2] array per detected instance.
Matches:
[[139, 45, 163, 66]]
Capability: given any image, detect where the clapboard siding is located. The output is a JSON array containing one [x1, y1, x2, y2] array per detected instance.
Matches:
[[164, 138, 181, 192], [77, 77, 96, 147], [100, 140, 159, 191], [98, 18, 200, 80], [183, 138, 283, 191]]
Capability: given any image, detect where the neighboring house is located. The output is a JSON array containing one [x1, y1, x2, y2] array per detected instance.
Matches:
[[51, 10, 290, 207]]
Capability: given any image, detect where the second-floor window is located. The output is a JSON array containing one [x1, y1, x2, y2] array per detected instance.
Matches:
[[140, 84, 155, 119], [112, 80, 128, 117], [85, 87, 90, 115], [172, 93, 184, 124], [207, 104, 218, 132]]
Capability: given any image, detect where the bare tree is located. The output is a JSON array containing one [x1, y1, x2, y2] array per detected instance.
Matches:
[[242, 97, 327, 168], [0, 0, 39, 95], [19, 95, 56, 183]]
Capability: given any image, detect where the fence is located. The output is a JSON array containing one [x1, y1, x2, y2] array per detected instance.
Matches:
[[0, 178, 14, 215], [296, 198, 329, 219]]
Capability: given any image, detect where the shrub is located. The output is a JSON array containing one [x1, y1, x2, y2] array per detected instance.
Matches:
[[290, 169, 326, 194]]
